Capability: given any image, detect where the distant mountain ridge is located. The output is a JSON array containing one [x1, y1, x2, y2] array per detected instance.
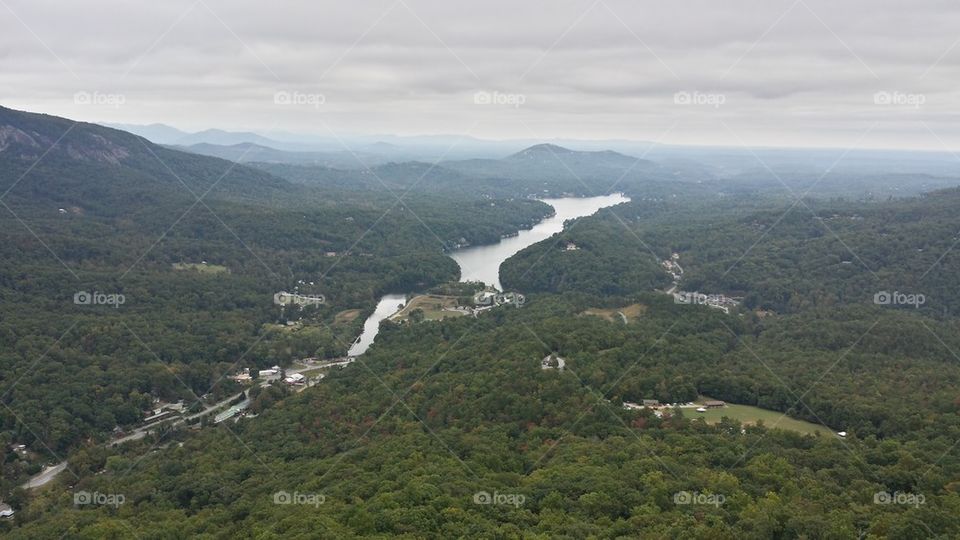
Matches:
[[175, 141, 391, 169]]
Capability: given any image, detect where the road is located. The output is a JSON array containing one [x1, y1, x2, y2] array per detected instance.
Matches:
[[22, 391, 246, 490], [20, 461, 68, 489]]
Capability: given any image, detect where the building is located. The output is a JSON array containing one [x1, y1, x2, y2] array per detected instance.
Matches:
[[284, 373, 306, 385], [703, 400, 725, 408], [0, 502, 14, 519], [642, 399, 660, 407], [541, 354, 566, 371]]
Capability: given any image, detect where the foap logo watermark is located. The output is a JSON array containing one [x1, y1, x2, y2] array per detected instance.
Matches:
[[273, 291, 326, 307], [74, 490, 125, 508], [274, 90, 325, 108], [674, 291, 727, 306], [874, 491, 925, 508], [674, 91, 726, 108], [873, 91, 925, 109], [74, 291, 125, 308], [273, 490, 325, 507], [74, 91, 126, 108], [874, 291, 925, 308], [473, 90, 526, 108], [673, 491, 725, 507], [473, 490, 526, 508]]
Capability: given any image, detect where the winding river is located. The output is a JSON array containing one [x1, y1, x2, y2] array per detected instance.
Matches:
[[349, 193, 630, 356], [23, 194, 628, 490]]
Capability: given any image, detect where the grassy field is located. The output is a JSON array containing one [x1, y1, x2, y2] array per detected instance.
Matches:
[[692, 403, 833, 436], [392, 295, 467, 322], [334, 309, 363, 324], [581, 303, 647, 323], [172, 262, 229, 274]]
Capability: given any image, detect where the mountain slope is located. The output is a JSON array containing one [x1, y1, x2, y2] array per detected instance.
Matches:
[[0, 106, 296, 216]]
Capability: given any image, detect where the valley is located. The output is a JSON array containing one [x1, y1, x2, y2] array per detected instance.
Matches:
[[1, 106, 959, 538]]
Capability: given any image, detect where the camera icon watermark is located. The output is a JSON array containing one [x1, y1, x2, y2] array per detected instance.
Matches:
[[873, 91, 925, 109], [74, 490, 125, 508], [473, 90, 526, 108], [74, 291, 125, 308], [274, 90, 325, 108], [673, 491, 725, 507], [873, 290, 925, 308], [473, 490, 525, 508], [74, 91, 126, 108], [272, 490, 325, 507], [874, 491, 924, 508], [673, 91, 725, 108]]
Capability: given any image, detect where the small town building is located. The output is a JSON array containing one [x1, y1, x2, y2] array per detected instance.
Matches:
[[703, 400, 725, 408], [284, 373, 306, 385]]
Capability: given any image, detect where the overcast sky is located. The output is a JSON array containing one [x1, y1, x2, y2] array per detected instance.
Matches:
[[3, 0, 960, 150]]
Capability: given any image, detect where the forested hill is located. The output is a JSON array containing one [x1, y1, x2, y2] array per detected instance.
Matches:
[[0, 106, 553, 474], [5, 106, 960, 537], [502, 186, 960, 314], [0, 106, 295, 216]]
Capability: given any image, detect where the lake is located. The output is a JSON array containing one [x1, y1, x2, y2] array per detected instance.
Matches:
[[450, 193, 630, 290], [350, 193, 630, 356]]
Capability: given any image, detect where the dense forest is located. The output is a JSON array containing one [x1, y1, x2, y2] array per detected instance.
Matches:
[[0, 107, 553, 463], [3, 106, 960, 537], [7, 295, 960, 538]]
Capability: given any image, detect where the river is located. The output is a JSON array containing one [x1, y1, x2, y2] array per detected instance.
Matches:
[[347, 293, 407, 356], [21, 194, 628, 491], [450, 193, 629, 290], [349, 193, 630, 356]]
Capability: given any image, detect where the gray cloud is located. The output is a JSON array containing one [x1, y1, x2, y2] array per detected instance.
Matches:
[[3, 0, 960, 150]]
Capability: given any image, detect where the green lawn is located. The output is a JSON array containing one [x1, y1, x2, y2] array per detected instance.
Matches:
[[392, 295, 467, 322], [691, 403, 833, 436]]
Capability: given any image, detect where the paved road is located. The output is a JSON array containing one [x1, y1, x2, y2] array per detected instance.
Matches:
[[20, 461, 68, 489], [22, 391, 246, 490]]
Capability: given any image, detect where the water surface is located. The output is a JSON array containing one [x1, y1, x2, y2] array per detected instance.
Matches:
[[450, 193, 629, 290], [348, 293, 406, 356], [350, 193, 629, 356]]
